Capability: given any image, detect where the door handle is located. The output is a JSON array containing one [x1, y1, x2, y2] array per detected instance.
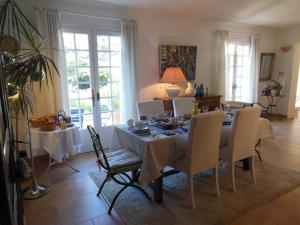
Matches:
[[97, 92, 100, 101], [92, 90, 95, 107]]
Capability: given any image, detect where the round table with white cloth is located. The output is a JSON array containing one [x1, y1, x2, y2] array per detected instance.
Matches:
[[30, 126, 81, 163]]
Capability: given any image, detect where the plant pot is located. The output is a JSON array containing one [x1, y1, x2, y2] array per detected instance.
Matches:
[[270, 89, 279, 96]]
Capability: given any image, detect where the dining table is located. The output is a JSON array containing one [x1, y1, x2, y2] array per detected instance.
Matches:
[[110, 117, 274, 203]]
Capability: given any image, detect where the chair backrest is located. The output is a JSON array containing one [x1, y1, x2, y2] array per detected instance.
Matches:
[[173, 97, 195, 117], [186, 111, 224, 174], [136, 100, 165, 120], [229, 107, 261, 161], [87, 125, 110, 171]]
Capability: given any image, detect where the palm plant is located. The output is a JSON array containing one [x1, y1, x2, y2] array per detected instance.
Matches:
[[0, 0, 60, 199]]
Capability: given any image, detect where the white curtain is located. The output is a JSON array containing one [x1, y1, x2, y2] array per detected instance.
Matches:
[[248, 35, 260, 103], [120, 20, 138, 122], [35, 9, 67, 114], [214, 30, 229, 102]]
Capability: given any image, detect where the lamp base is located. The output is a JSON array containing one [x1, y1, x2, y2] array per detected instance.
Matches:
[[23, 178, 48, 199], [165, 84, 181, 98]]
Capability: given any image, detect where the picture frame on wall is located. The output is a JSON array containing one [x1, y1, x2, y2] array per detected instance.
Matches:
[[259, 53, 275, 81], [159, 45, 197, 81]]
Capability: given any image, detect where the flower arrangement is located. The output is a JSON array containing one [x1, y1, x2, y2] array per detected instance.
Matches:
[[263, 71, 286, 96]]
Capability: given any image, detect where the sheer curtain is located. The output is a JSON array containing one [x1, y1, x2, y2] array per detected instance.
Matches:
[[214, 30, 229, 102], [35, 9, 67, 114], [248, 35, 260, 103], [120, 20, 138, 122]]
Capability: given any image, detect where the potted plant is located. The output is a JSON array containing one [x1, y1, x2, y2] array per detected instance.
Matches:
[[269, 80, 283, 96], [0, 0, 60, 199]]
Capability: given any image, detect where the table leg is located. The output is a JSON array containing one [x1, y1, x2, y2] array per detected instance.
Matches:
[[152, 174, 163, 203], [242, 158, 250, 170], [131, 169, 139, 182]]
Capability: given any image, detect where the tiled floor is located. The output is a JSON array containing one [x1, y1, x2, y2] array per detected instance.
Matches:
[[23, 115, 300, 225]]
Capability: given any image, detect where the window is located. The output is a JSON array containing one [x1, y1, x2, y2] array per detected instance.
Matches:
[[227, 36, 250, 102], [62, 30, 121, 129]]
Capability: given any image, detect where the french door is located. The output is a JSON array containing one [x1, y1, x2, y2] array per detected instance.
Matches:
[[227, 41, 250, 102], [62, 28, 122, 151]]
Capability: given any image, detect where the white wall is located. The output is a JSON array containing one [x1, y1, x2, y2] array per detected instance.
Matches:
[[21, 0, 278, 103], [271, 26, 300, 118]]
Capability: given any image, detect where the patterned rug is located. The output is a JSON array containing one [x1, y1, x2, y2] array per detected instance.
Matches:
[[90, 161, 300, 225]]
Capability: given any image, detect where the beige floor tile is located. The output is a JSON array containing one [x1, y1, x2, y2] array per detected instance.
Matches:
[[59, 192, 107, 225]]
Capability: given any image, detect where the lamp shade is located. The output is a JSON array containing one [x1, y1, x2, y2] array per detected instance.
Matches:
[[160, 67, 187, 83]]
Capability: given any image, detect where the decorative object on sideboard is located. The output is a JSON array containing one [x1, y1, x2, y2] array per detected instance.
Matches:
[[160, 45, 197, 81], [185, 82, 196, 97], [195, 84, 205, 98], [160, 67, 187, 98], [259, 53, 275, 81], [280, 46, 292, 53]]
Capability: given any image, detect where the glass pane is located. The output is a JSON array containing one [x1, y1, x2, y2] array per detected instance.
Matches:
[[237, 45, 243, 55], [77, 51, 90, 66], [78, 84, 92, 98], [99, 82, 111, 97], [78, 67, 91, 82], [110, 52, 121, 67], [69, 100, 79, 111], [67, 66, 77, 79], [228, 44, 234, 55], [79, 99, 93, 114], [98, 52, 109, 66], [97, 36, 109, 51], [82, 114, 94, 129], [112, 97, 120, 111], [111, 67, 121, 81], [75, 33, 89, 50], [237, 56, 243, 66], [100, 98, 112, 112], [99, 67, 110, 84], [63, 33, 75, 49], [101, 112, 113, 127], [65, 51, 76, 67], [243, 46, 249, 56], [113, 112, 120, 125], [110, 36, 121, 51], [236, 67, 242, 77], [229, 56, 234, 66], [68, 81, 78, 99], [111, 82, 119, 96]]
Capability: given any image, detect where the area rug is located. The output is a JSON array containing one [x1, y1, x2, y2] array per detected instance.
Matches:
[[89, 161, 300, 225]]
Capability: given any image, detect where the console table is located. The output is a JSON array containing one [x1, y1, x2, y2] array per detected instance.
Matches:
[[154, 95, 222, 112]]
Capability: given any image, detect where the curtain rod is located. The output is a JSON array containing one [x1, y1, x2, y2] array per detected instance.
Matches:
[[35, 7, 138, 22]]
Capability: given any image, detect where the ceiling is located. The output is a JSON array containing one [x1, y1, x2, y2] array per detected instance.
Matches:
[[90, 0, 300, 29]]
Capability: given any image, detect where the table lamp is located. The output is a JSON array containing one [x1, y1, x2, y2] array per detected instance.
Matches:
[[160, 67, 187, 98]]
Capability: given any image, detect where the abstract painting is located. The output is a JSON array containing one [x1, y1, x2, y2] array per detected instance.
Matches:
[[160, 45, 197, 81]]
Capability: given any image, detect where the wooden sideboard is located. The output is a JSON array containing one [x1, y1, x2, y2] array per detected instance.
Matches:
[[154, 95, 222, 112]]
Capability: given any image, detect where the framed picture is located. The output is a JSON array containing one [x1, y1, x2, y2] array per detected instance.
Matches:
[[259, 53, 275, 81], [159, 45, 197, 81]]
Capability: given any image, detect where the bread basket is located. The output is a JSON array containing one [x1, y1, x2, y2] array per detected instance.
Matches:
[[40, 123, 57, 131]]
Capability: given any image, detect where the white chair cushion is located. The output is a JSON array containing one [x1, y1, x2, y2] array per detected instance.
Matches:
[[107, 148, 142, 174]]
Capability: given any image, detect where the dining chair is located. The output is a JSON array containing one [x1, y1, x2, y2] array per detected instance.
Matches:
[[87, 125, 151, 214], [136, 100, 165, 120], [171, 111, 224, 209], [172, 97, 195, 117], [219, 107, 261, 192]]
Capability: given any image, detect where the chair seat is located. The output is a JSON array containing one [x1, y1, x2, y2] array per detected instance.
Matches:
[[107, 148, 142, 174]]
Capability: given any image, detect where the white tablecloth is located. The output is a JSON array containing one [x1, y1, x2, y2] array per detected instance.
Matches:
[[31, 127, 81, 162], [110, 118, 275, 185]]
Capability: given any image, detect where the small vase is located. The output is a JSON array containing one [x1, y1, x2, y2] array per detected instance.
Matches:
[[185, 82, 196, 97]]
